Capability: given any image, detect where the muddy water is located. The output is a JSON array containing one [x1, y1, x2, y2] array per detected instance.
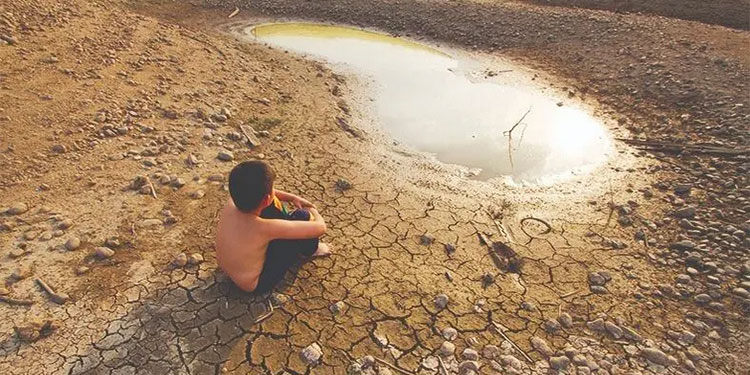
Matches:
[[246, 23, 612, 183]]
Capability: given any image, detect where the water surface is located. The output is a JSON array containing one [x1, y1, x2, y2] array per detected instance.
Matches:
[[246, 23, 612, 183]]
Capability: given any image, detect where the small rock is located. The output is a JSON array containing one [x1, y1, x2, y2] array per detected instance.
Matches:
[[640, 347, 677, 367], [586, 318, 606, 332], [673, 206, 696, 218], [482, 344, 499, 359], [75, 266, 90, 275], [347, 361, 363, 375], [270, 293, 289, 305], [329, 301, 346, 314], [558, 312, 573, 328], [549, 356, 570, 370], [104, 238, 120, 248], [419, 233, 435, 245], [543, 319, 561, 333], [422, 356, 439, 371], [462, 348, 479, 360], [65, 237, 81, 251], [530, 336, 554, 358], [458, 360, 479, 375], [434, 293, 449, 309], [191, 190, 205, 199], [439, 341, 455, 356], [498, 355, 522, 369], [669, 240, 697, 251], [11, 264, 32, 280], [335, 178, 352, 191], [171, 253, 188, 268], [14, 319, 57, 343], [442, 327, 458, 340], [604, 321, 623, 339], [7, 202, 29, 215], [300, 343, 322, 365], [94, 247, 115, 259], [217, 150, 234, 161], [187, 253, 204, 265]]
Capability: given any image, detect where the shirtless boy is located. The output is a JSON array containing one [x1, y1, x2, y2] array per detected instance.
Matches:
[[216, 161, 331, 293]]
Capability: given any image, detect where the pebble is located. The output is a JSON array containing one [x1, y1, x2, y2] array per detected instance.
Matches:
[[270, 293, 289, 305], [439, 341, 455, 356], [187, 253, 204, 265], [217, 150, 234, 161], [171, 253, 188, 267], [442, 326, 458, 340], [94, 247, 115, 259], [673, 206, 696, 218], [530, 336, 553, 358], [462, 348, 479, 360], [694, 293, 711, 304], [11, 264, 32, 280], [732, 287, 749, 298], [586, 318, 606, 332], [191, 190, 205, 199], [347, 362, 363, 375], [482, 344, 499, 359], [300, 342, 322, 365], [549, 356, 571, 370], [422, 356, 439, 370], [7, 202, 29, 215], [434, 293, 449, 309], [419, 233, 435, 245], [640, 347, 677, 367], [543, 319, 561, 333], [65, 237, 81, 251], [329, 301, 346, 314], [669, 240, 697, 251], [75, 266, 90, 275], [558, 312, 573, 328], [604, 321, 623, 339], [499, 354, 522, 369], [51, 144, 67, 153]]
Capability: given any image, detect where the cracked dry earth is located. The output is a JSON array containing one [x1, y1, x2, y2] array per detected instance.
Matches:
[[1, 0, 749, 375]]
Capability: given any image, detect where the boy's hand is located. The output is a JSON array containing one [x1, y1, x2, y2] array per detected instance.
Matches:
[[292, 196, 315, 209]]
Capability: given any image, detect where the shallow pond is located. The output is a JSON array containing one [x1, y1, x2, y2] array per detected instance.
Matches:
[[244, 23, 612, 183]]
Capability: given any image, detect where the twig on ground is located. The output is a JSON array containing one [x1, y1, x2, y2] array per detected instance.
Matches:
[[490, 321, 534, 364], [560, 289, 580, 298], [437, 356, 449, 375], [228, 7, 239, 18], [373, 357, 415, 375], [145, 177, 157, 199], [0, 295, 34, 306], [253, 300, 275, 323], [519, 216, 552, 239]]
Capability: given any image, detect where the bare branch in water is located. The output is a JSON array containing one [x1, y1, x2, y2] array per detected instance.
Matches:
[[502, 107, 531, 170]]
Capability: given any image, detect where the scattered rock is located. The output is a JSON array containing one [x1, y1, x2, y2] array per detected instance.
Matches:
[[482, 345, 499, 359], [462, 348, 479, 360], [171, 253, 188, 268], [14, 319, 58, 343], [439, 341, 455, 356], [301, 343, 323, 365], [558, 312, 573, 328], [640, 347, 677, 367], [51, 144, 67, 153], [673, 206, 696, 218], [94, 247, 114, 259], [329, 301, 346, 314], [65, 237, 81, 251], [442, 327, 458, 340], [605, 321, 623, 339], [217, 150, 234, 161], [434, 293, 449, 309], [549, 356, 570, 370], [543, 319, 561, 333], [420, 233, 435, 245], [7, 202, 29, 215], [191, 190, 205, 199], [187, 253, 204, 265], [530, 336, 554, 358], [335, 178, 352, 191], [75, 266, 90, 275]]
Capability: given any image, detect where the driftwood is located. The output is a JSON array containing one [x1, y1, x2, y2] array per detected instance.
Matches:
[[617, 138, 749, 157]]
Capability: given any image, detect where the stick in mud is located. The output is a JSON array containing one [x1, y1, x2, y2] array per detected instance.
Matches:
[[373, 357, 416, 375], [502, 107, 531, 169], [490, 320, 534, 364], [0, 295, 34, 306]]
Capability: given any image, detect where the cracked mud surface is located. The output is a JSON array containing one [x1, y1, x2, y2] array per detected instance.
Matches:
[[0, 0, 748, 374]]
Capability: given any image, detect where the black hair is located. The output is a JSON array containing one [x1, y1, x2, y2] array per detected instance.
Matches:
[[228, 160, 275, 212]]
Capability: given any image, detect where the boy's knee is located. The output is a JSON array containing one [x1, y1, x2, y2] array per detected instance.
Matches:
[[289, 209, 311, 221]]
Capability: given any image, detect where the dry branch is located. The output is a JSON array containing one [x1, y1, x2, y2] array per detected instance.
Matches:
[[490, 321, 533, 363]]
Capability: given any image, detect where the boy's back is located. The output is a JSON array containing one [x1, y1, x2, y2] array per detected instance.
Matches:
[[215, 200, 269, 292]]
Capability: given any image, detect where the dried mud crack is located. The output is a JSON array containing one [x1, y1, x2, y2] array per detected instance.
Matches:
[[0, 0, 748, 375]]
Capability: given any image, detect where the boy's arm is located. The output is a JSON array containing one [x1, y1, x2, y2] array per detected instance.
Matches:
[[275, 189, 314, 208], [267, 208, 326, 240]]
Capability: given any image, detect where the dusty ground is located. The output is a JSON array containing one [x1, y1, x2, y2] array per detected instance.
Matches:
[[0, 0, 748, 374]]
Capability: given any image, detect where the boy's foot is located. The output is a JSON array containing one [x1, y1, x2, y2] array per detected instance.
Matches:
[[312, 242, 331, 257]]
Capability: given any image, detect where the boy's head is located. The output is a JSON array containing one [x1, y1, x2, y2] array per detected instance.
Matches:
[[228, 161, 275, 212]]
